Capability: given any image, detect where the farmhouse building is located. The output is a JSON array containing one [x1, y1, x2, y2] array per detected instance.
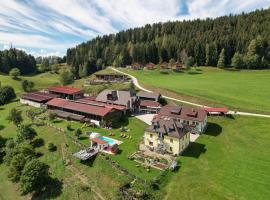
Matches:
[[47, 86, 84, 100], [20, 92, 58, 108], [96, 90, 137, 111], [139, 100, 161, 114], [136, 91, 162, 113], [137, 91, 161, 102], [173, 61, 184, 71], [144, 117, 190, 155], [94, 72, 129, 82], [157, 105, 207, 133], [131, 62, 143, 70], [144, 62, 156, 70], [46, 98, 122, 125], [160, 62, 170, 69]]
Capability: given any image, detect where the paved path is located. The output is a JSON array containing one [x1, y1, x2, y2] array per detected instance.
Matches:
[[110, 67, 270, 119]]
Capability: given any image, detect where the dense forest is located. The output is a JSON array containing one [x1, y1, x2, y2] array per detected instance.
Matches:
[[0, 48, 36, 75], [66, 8, 270, 78]]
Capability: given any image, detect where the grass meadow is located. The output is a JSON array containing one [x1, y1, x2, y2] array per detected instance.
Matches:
[[1, 69, 270, 199], [120, 67, 270, 114], [161, 115, 270, 200]]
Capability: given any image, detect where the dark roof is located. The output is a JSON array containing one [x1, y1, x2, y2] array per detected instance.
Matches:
[[21, 92, 58, 102], [137, 91, 160, 100], [96, 90, 135, 106], [78, 97, 126, 111], [48, 86, 83, 95], [146, 118, 188, 139], [145, 63, 156, 68], [160, 62, 169, 68], [157, 105, 207, 122], [53, 110, 85, 120], [46, 98, 114, 117], [140, 100, 161, 107]]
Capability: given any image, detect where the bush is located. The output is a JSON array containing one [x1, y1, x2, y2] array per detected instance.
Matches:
[[48, 111, 56, 121], [21, 80, 34, 92], [47, 142, 57, 152], [59, 69, 74, 85], [66, 124, 72, 131], [9, 68, 20, 79], [0, 86, 16, 105]]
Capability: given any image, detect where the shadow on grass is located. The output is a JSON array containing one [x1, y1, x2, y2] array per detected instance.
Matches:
[[187, 71, 202, 75], [78, 136, 88, 141], [53, 119, 63, 124], [204, 122, 222, 136], [182, 142, 206, 158], [0, 107, 5, 110], [32, 138, 45, 148], [32, 178, 63, 200], [80, 154, 97, 167], [225, 114, 235, 120], [223, 68, 241, 72], [0, 125, 5, 131], [173, 70, 185, 73]]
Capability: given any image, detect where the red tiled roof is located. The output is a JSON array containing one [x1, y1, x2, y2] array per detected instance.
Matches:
[[21, 92, 58, 102], [46, 98, 113, 117], [78, 97, 126, 111], [140, 100, 161, 107], [204, 107, 228, 113], [48, 86, 83, 95], [91, 137, 108, 145]]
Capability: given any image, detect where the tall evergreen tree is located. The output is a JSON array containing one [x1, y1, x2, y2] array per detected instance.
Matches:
[[217, 48, 226, 68]]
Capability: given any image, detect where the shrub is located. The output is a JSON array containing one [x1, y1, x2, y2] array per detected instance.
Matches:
[[21, 80, 34, 92], [9, 68, 20, 79], [48, 111, 56, 121], [0, 86, 16, 105], [47, 142, 57, 152], [66, 124, 72, 131]]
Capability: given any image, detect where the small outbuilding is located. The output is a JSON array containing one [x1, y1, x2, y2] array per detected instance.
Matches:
[[20, 92, 58, 108]]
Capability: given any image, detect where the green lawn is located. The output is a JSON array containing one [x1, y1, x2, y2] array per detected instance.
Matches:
[[120, 67, 270, 113], [0, 102, 128, 199], [46, 116, 161, 180], [162, 116, 270, 200], [0, 72, 60, 95]]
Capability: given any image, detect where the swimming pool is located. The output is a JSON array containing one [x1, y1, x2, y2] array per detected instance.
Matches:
[[99, 136, 119, 146]]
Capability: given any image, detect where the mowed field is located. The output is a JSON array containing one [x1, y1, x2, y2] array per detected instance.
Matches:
[[1, 71, 270, 200], [120, 67, 270, 114], [0, 72, 60, 94], [163, 116, 270, 200]]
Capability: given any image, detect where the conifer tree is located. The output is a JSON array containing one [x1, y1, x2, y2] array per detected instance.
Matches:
[[217, 48, 226, 68]]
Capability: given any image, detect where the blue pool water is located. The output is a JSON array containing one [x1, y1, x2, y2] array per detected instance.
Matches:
[[99, 136, 116, 146]]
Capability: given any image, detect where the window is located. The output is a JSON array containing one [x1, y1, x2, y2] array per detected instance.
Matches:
[[150, 134, 153, 138], [196, 122, 199, 125], [170, 147, 173, 151], [187, 121, 190, 125], [149, 141, 153, 146], [170, 139, 173, 143], [192, 121, 195, 125]]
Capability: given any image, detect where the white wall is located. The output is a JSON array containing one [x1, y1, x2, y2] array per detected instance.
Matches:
[[20, 99, 42, 108]]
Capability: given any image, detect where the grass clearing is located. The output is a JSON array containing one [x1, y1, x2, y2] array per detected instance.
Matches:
[[46, 116, 161, 180], [120, 67, 270, 113], [0, 101, 128, 199], [0, 72, 60, 95], [161, 115, 270, 200]]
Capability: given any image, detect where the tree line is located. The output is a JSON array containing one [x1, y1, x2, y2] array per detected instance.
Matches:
[[0, 48, 36, 75], [66, 8, 270, 77]]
